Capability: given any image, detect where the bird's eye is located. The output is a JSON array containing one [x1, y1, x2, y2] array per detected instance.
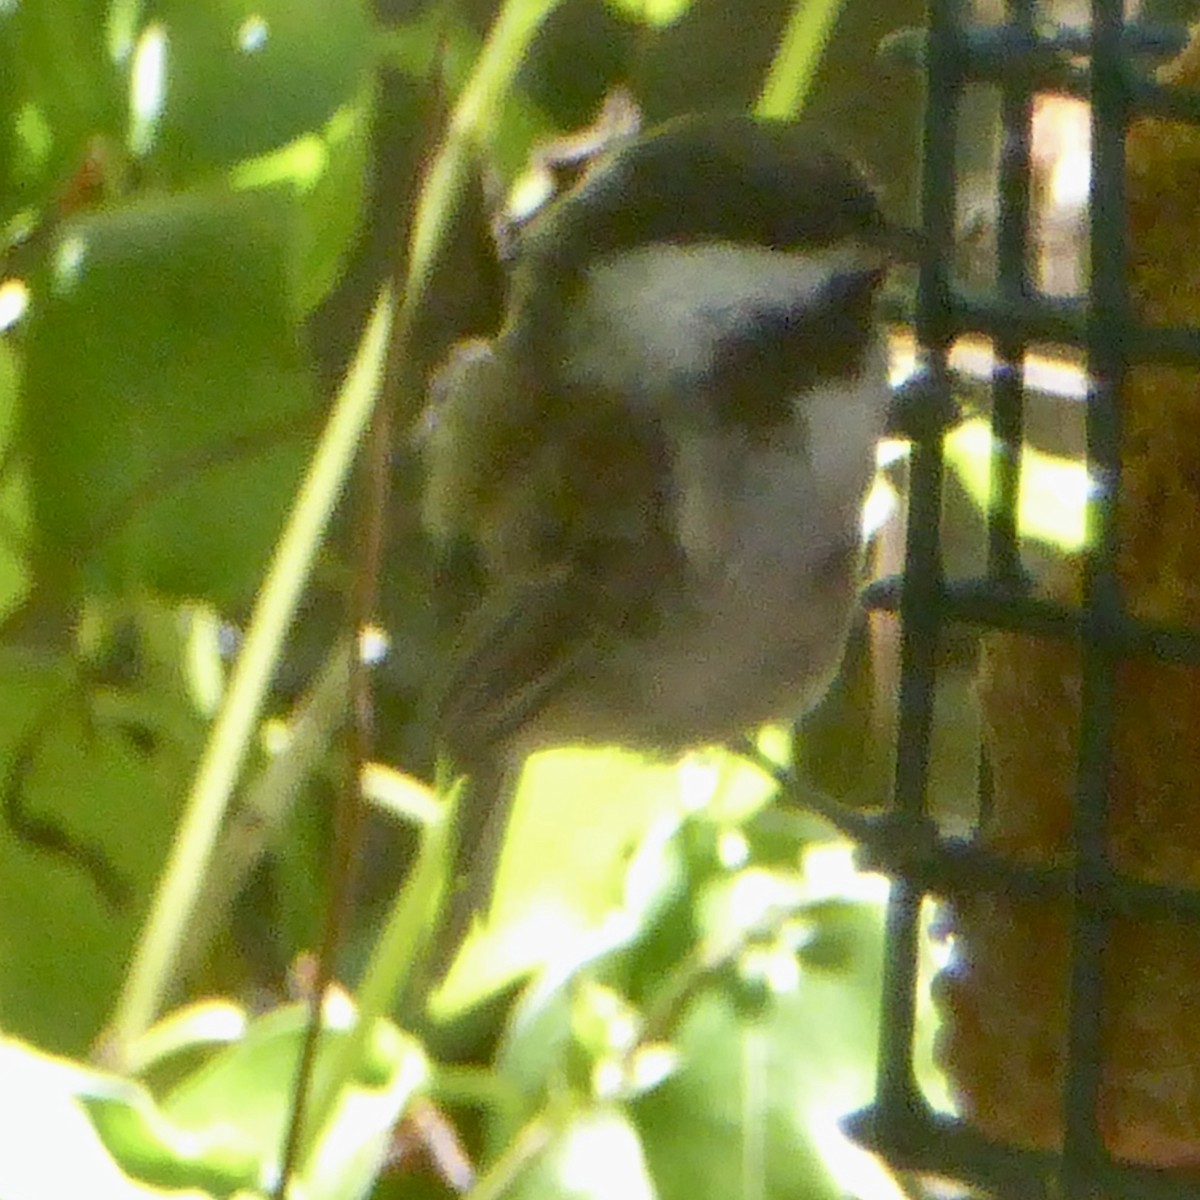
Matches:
[[707, 267, 883, 433]]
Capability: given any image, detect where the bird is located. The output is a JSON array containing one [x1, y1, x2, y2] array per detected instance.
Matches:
[[419, 110, 898, 971]]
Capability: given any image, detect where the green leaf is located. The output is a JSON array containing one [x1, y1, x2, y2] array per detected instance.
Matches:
[[45, 998, 427, 1200], [434, 745, 781, 1019], [22, 186, 320, 608], [508, 1107, 658, 1200], [631, 856, 892, 1200], [795, 898, 874, 973], [119, 998, 249, 1077], [2, 0, 126, 220], [83, 1084, 265, 1197], [292, 99, 371, 313], [232, 95, 373, 314], [0, 604, 208, 1054], [157, 998, 428, 1200], [432, 749, 690, 1019], [0, 12, 22, 228], [0, 1035, 187, 1200], [149, 0, 374, 172]]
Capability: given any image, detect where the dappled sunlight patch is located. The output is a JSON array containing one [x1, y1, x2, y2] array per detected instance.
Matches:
[[0, 278, 28, 331], [235, 15, 269, 54], [51, 232, 87, 292], [129, 23, 168, 158], [945, 416, 1091, 552]]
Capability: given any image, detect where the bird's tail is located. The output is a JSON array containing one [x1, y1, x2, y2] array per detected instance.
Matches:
[[423, 753, 521, 982]]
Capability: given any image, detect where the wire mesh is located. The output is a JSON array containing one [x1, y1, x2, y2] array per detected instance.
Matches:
[[839, 1, 1200, 1197]]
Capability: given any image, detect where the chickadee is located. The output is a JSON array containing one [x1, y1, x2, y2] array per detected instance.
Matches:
[[421, 112, 897, 962]]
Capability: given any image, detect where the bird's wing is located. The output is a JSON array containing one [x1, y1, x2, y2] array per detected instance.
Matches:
[[438, 562, 621, 757], [432, 376, 685, 763]]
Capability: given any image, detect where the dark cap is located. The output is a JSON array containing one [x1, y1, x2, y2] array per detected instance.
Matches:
[[515, 113, 887, 276]]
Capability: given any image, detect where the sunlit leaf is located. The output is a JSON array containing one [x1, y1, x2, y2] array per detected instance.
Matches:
[[945, 417, 1089, 551], [603, 0, 694, 28], [232, 95, 373, 313], [632, 889, 894, 1200], [0, 1036, 191, 1200], [509, 1107, 657, 1200], [431, 748, 691, 1017], [87, 997, 428, 1200], [83, 1084, 265, 1197], [119, 1000, 249, 1077], [694, 867, 806, 952]]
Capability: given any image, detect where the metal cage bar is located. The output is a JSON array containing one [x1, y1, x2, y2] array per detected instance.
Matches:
[[846, 0, 1200, 1196], [987, 0, 1035, 586], [1061, 0, 1131, 1188], [869, 0, 961, 1149]]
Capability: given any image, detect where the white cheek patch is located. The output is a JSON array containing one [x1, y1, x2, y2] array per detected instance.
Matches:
[[802, 336, 892, 505], [670, 349, 890, 583], [563, 241, 884, 403]]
